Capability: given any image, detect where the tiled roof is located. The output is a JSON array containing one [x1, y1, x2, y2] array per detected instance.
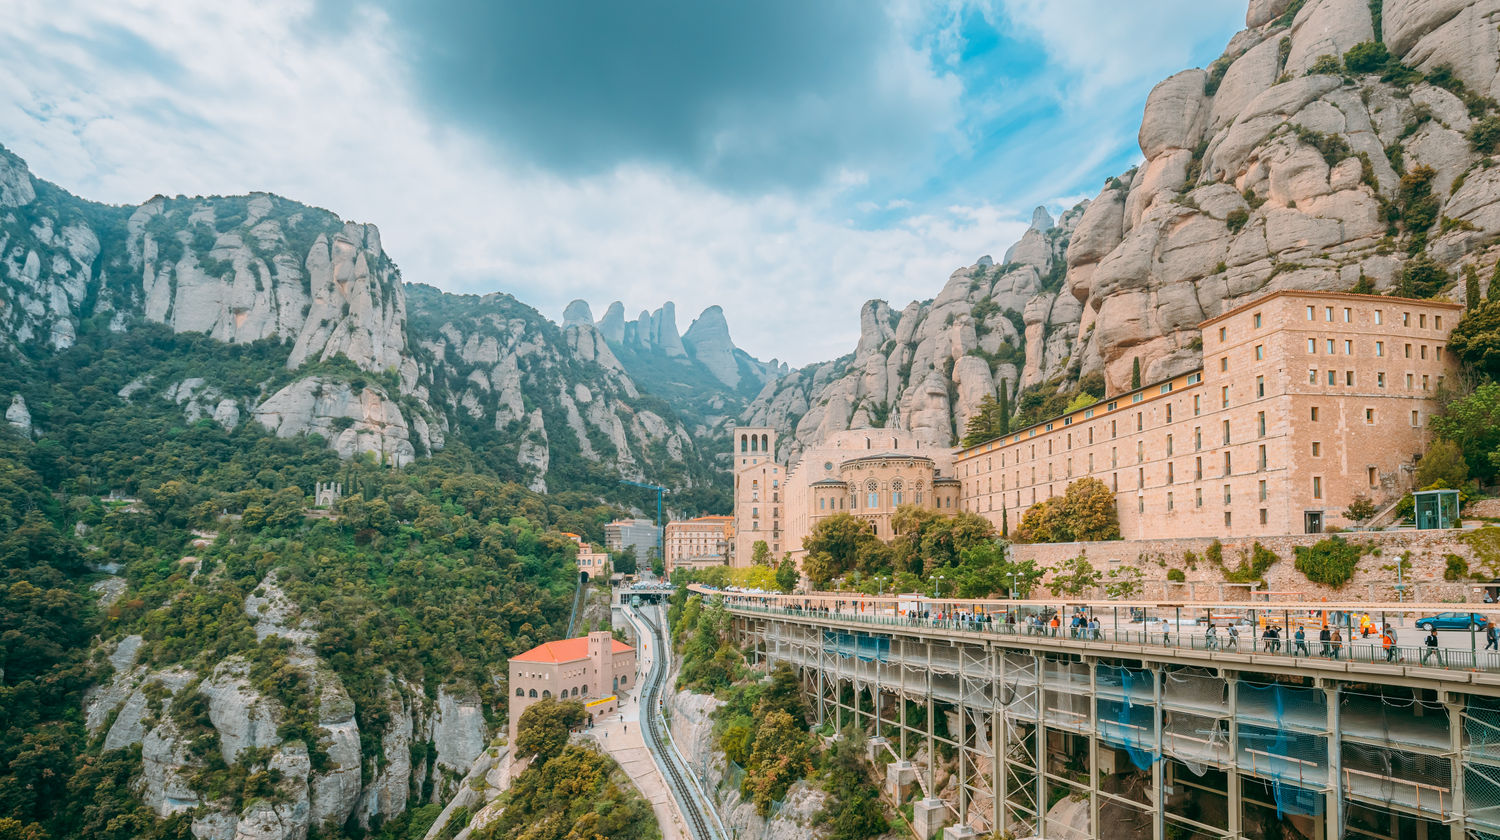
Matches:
[[510, 636, 634, 664]]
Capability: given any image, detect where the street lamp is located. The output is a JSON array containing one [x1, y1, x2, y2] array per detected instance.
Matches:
[[1008, 572, 1018, 600], [934, 575, 945, 599]]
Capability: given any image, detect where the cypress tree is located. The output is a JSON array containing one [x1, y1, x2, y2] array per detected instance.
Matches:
[[1490, 260, 1500, 302], [997, 379, 1010, 436], [1131, 357, 1142, 390], [1466, 265, 1482, 309]]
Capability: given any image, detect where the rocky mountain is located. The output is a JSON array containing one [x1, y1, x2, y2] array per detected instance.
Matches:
[[747, 0, 1500, 464], [0, 145, 723, 507]]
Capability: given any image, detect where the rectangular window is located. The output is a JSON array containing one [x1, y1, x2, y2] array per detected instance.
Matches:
[[1136, 413, 1143, 432], [1256, 375, 1265, 398], [1310, 407, 1319, 421], [1257, 411, 1266, 437], [1312, 476, 1322, 499], [1167, 491, 1174, 511], [1193, 394, 1201, 415], [1344, 339, 1352, 355], [1254, 313, 1262, 328], [1219, 326, 1227, 342], [1224, 452, 1232, 475], [1423, 374, 1430, 390], [1367, 466, 1377, 486], [1111, 420, 1117, 439], [1328, 370, 1337, 386], [1327, 339, 1335, 354], [1406, 373, 1414, 389], [1255, 344, 1264, 360], [1225, 511, 1233, 527], [1405, 343, 1412, 359], [1346, 370, 1355, 386], [1224, 484, 1232, 505], [1195, 428, 1202, 450], [1404, 312, 1411, 327], [1411, 410, 1420, 427], [1421, 345, 1428, 360], [1325, 306, 1334, 322], [1138, 496, 1145, 514], [1308, 338, 1317, 353], [1311, 441, 1321, 457], [1343, 307, 1351, 323], [1222, 385, 1230, 408], [1365, 408, 1375, 424], [1309, 368, 1318, 384], [1222, 419, 1231, 445], [1436, 315, 1442, 330], [1160, 383, 1173, 394], [1195, 456, 1203, 481], [1166, 404, 1173, 422], [1132, 392, 1144, 403], [1306, 305, 1315, 320], [1376, 341, 1384, 357], [1137, 440, 1144, 463], [1137, 467, 1144, 489], [1258, 444, 1267, 470], [1166, 434, 1174, 456], [1260, 508, 1268, 525], [1437, 346, 1444, 361], [1112, 448, 1118, 468], [1167, 462, 1175, 483], [1221, 356, 1229, 372], [1259, 479, 1267, 501], [1196, 488, 1203, 508], [1375, 309, 1382, 325], [1420, 313, 1427, 328]]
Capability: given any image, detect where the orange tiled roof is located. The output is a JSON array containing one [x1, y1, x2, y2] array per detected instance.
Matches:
[[510, 636, 634, 664]]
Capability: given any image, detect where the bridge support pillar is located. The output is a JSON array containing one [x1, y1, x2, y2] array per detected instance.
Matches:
[[913, 798, 948, 839], [885, 760, 917, 800], [941, 824, 977, 840], [867, 736, 889, 764]]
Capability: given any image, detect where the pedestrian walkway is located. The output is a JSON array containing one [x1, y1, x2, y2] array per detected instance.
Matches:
[[584, 625, 691, 840]]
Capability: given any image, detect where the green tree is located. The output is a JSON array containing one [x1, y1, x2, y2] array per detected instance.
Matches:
[[1104, 565, 1144, 599], [743, 709, 814, 815], [1467, 265, 1484, 309], [750, 540, 771, 566], [1131, 357, 1142, 389], [802, 514, 879, 587], [1448, 300, 1500, 380], [775, 555, 799, 593], [997, 378, 1011, 436], [1431, 383, 1500, 483], [1015, 478, 1120, 543], [1415, 438, 1471, 489], [1344, 494, 1378, 523], [514, 698, 587, 764], [1343, 40, 1389, 73], [1047, 553, 1101, 597], [611, 546, 638, 576]]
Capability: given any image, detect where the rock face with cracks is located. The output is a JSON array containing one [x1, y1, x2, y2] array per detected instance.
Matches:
[[747, 0, 1500, 463]]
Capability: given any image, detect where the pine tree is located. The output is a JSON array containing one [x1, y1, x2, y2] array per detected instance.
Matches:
[[1490, 261, 1500, 302], [1130, 357, 1142, 390], [1466, 264, 1482, 309]]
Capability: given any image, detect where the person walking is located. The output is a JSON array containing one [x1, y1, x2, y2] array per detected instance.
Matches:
[[1487, 621, 1498, 652], [1227, 623, 1239, 651], [1422, 627, 1444, 667], [1330, 627, 1343, 661], [1382, 627, 1397, 662], [1319, 625, 1332, 658], [1293, 626, 1310, 658], [1205, 624, 1219, 651]]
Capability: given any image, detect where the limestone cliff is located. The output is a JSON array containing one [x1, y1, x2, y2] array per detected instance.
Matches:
[[747, 0, 1500, 463]]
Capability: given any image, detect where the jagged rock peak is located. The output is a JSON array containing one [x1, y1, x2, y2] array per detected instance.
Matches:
[[1029, 206, 1054, 231], [562, 299, 594, 328], [683, 305, 740, 388], [597, 301, 626, 344]]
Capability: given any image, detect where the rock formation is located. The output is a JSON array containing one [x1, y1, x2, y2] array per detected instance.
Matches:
[[747, 0, 1500, 463]]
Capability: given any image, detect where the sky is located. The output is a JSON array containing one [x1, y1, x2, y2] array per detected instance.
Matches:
[[0, 0, 1244, 366]]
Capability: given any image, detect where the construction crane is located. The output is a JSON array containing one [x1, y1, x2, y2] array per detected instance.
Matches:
[[620, 479, 668, 576]]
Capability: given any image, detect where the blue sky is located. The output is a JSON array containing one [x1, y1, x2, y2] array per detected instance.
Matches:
[[0, 0, 1243, 365]]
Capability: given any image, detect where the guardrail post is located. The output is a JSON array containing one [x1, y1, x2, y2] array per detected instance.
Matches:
[[1152, 665, 1164, 840], [1447, 692, 1467, 833], [1035, 652, 1046, 839], [1089, 655, 1101, 840], [1325, 681, 1342, 840], [1226, 670, 1241, 839]]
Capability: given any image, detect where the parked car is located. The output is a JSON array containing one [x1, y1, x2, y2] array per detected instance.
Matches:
[[1415, 612, 1488, 631]]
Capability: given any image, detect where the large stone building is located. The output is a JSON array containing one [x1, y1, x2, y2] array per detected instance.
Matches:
[[664, 515, 733, 576], [955, 291, 1461, 540], [732, 290, 1461, 560], [733, 427, 960, 565], [507, 631, 636, 741], [604, 518, 659, 561]]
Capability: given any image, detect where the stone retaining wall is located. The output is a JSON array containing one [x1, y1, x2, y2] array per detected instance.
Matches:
[[1009, 527, 1500, 602]]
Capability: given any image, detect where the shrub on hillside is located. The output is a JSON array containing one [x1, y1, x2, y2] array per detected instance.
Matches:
[[1294, 537, 1370, 588]]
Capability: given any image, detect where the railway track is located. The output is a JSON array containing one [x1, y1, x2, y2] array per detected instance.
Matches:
[[634, 605, 723, 840]]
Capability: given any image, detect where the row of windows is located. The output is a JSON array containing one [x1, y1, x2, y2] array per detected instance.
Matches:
[[1223, 305, 1446, 338]]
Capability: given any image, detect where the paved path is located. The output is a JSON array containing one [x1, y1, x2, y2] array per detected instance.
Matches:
[[583, 623, 691, 840]]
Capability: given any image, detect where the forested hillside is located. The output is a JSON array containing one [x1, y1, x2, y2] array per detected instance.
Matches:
[[0, 321, 624, 840]]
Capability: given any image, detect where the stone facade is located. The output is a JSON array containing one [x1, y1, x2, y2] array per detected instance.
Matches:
[[507, 632, 636, 741], [562, 533, 610, 581], [733, 427, 960, 565], [664, 515, 733, 576], [955, 291, 1460, 541]]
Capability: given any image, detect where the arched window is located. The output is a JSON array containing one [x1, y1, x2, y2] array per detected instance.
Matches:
[[761, 434, 769, 453], [542, 690, 551, 698], [740, 434, 746, 452], [529, 689, 537, 698], [751, 435, 758, 452], [516, 688, 524, 697], [621, 675, 628, 687]]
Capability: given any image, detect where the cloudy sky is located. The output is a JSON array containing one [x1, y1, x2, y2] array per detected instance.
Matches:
[[0, 0, 1243, 365]]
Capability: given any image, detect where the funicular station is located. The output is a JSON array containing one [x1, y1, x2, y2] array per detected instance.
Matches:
[[690, 585, 1500, 840]]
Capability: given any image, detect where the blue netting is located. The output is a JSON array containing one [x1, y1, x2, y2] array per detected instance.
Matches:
[[1096, 664, 1157, 769], [822, 630, 890, 662], [1236, 683, 1328, 818]]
